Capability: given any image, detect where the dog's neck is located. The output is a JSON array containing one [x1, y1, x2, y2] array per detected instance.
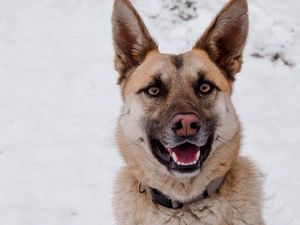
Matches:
[[139, 175, 225, 209]]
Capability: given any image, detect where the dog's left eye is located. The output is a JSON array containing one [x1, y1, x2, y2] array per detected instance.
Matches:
[[199, 82, 212, 94], [147, 86, 160, 97]]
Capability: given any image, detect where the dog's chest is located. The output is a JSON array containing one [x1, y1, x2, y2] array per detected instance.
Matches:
[[113, 169, 229, 225], [139, 203, 224, 225], [114, 186, 225, 225]]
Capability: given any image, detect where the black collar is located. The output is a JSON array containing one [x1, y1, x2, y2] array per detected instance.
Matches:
[[139, 176, 225, 210]]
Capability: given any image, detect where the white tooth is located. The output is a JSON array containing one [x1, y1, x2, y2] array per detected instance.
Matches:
[[175, 161, 199, 166], [196, 151, 201, 161], [172, 152, 178, 163]]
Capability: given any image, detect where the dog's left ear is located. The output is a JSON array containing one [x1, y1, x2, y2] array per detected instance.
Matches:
[[112, 0, 158, 84], [194, 0, 248, 80]]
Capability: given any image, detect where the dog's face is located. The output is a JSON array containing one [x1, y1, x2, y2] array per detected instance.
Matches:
[[112, 0, 248, 177]]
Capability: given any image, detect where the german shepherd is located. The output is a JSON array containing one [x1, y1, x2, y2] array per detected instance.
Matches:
[[112, 0, 265, 224]]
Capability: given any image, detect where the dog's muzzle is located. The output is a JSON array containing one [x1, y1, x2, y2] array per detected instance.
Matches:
[[148, 113, 214, 173]]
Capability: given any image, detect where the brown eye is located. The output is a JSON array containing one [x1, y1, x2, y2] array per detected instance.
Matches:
[[199, 83, 211, 94], [148, 86, 160, 96]]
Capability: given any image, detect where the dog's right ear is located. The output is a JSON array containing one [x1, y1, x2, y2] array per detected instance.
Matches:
[[112, 0, 157, 84]]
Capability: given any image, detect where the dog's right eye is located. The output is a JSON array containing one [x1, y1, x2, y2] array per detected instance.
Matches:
[[147, 86, 160, 97]]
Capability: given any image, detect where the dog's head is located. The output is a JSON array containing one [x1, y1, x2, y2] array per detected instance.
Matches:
[[112, 0, 248, 177]]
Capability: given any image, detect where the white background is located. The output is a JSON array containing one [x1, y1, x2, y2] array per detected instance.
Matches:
[[0, 0, 299, 224]]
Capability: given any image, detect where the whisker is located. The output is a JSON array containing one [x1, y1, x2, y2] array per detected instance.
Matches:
[[215, 135, 227, 142], [186, 100, 196, 108], [120, 137, 144, 148], [104, 110, 130, 127]]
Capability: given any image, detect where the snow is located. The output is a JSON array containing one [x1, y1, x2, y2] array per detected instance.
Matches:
[[0, 0, 299, 224]]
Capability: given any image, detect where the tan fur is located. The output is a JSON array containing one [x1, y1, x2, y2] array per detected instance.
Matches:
[[112, 0, 265, 224], [114, 156, 264, 225]]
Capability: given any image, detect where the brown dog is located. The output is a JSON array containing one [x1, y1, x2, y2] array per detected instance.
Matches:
[[112, 0, 265, 224]]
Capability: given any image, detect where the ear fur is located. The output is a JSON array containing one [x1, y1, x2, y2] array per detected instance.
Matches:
[[194, 0, 249, 80], [112, 0, 157, 84]]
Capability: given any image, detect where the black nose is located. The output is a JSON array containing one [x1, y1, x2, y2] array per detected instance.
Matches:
[[171, 114, 201, 136]]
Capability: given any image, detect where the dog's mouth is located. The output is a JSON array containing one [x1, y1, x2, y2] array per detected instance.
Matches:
[[168, 143, 200, 166], [150, 136, 213, 173]]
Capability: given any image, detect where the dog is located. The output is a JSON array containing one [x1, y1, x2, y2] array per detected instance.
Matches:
[[111, 0, 265, 224]]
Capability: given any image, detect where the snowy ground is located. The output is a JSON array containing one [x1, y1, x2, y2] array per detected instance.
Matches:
[[0, 0, 299, 224]]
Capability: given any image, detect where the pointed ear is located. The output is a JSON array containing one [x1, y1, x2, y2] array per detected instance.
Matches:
[[194, 0, 248, 80], [112, 0, 157, 84]]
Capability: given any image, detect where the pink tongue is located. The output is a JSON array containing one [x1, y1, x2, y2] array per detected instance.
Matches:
[[168, 143, 199, 163]]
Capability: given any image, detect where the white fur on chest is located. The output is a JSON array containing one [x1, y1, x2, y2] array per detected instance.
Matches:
[[114, 173, 225, 225], [140, 201, 224, 225]]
